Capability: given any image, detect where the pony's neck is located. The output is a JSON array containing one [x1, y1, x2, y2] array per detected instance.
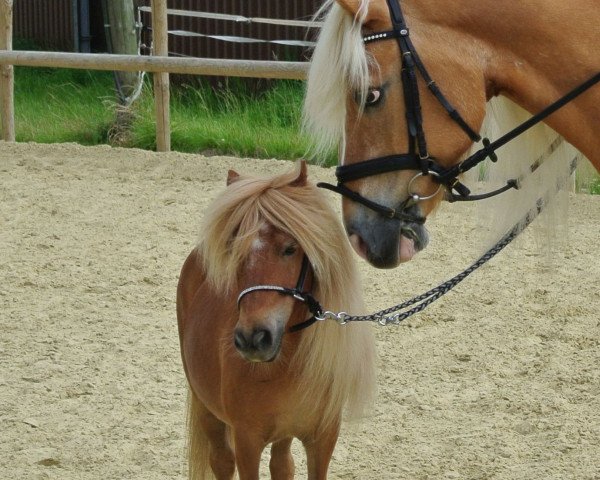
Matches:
[[411, 0, 600, 166]]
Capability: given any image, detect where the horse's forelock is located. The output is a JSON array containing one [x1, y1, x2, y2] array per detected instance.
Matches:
[[303, 0, 372, 161]]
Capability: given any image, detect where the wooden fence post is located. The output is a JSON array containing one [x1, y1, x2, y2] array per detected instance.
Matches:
[[0, 0, 15, 142], [150, 0, 170, 152]]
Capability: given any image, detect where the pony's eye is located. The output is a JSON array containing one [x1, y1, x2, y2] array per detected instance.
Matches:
[[283, 245, 297, 256], [365, 88, 383, 106]]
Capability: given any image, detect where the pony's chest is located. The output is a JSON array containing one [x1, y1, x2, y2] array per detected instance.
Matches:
[[220, 366, 316, 439]]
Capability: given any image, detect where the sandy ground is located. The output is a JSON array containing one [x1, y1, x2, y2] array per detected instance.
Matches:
[[1, 142, 599, 480]]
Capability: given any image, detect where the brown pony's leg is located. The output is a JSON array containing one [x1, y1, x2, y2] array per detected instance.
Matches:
[[232, 430, 265, 480], [195, 401, 235, 480], [303, 420, 341, 480], [269, 438, 295, 480]]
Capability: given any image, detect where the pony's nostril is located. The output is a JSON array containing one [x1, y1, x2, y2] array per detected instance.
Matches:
[[234, 330, 249, 351], [252, 329, 272, 351], [234, 328, 273, 353]]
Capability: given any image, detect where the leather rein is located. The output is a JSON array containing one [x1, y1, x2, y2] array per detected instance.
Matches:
[[317, 0, 600, 222]]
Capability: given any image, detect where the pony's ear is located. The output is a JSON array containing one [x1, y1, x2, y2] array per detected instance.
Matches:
[[227, 170, 240, 186], [290, 160, 308, 187], [336, 0, 389, 28]]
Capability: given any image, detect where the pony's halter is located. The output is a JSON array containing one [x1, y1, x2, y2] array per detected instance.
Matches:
[[236, 255, 324, 333], [317, 0, 600, 222]]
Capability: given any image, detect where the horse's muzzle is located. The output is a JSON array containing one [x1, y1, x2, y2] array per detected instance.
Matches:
[[346, 208, 429, 268]]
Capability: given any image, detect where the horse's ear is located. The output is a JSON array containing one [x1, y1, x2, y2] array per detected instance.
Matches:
[[227, 170, 240, 186], [336, 0, 388, 27], [336, 0, 362, 16], [290, 160, 308, 187]]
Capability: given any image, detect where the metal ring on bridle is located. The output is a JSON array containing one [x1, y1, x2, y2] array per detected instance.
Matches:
[[407, 171, 443, 202]]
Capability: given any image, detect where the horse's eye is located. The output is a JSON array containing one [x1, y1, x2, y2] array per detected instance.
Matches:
[[283, 245, 297, 256], [365, 88, 383, 106]]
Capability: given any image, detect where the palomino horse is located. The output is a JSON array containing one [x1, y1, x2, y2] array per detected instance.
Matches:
[[304, 0, 599, 268], [177, 161, 375, 479]]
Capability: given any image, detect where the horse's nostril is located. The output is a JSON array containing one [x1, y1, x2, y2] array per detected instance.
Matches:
[[349, 233, 369, 261], [252, 329, 272, 351]]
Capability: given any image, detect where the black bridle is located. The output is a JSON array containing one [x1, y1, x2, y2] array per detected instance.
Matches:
[[317, 0, 600, 221], [236, 255, 324, 333]]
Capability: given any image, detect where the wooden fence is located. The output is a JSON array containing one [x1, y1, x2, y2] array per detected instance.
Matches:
[[0, 1, 312, 151], [137, 0, 322, 62]]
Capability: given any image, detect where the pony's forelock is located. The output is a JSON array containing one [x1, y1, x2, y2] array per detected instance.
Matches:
[[200, 164, 355, 303], [303, 0, 373, 162]]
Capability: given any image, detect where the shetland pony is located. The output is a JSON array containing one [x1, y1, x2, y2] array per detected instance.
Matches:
[[177, 161, 376, 479], [303, 0, 598, 268]]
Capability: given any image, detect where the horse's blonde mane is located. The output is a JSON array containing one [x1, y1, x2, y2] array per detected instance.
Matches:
[[303, 0, 371, 160], [199, 162, 375, 426], [472, 97, 580, 253]]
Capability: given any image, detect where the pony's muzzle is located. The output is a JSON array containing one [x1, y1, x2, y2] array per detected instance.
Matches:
[[233, 326, 281, 362]]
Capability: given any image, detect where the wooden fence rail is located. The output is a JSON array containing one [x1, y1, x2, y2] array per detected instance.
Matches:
[[0, 51, 309, 78]]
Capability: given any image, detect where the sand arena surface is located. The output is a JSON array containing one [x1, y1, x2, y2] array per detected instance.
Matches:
[[1, 142, 599, 479]]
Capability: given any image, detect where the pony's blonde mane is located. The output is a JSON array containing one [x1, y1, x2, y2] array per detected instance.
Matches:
[[200, 162, 375, 426], [303, 0, 371, 160]]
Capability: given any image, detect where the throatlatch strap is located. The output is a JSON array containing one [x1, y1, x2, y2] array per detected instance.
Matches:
[[363, 3, 482, 144]]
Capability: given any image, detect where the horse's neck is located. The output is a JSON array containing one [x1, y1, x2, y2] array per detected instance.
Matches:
[[419, 0, 600, 166]]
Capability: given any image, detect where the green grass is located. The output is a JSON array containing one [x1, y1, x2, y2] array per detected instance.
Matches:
[[588, 178, 600, 195], [15, 67, 115, 145], [13, 66, 335, 163], [128, 79, 325, 161]]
